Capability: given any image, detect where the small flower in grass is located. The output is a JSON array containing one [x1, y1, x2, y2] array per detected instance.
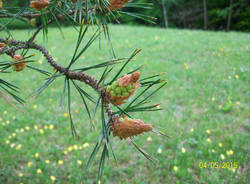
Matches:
[[181, 147, 186, 153], [20, 128, 24, 133], [236, 101, 240, 105], [230, 168, 236, 173], [50, 175, 56, 181], [25, 126, 30, 130], [63, 113, 68, 117], [6, 120, 10, 124], [157, 148, 162, 154], [3, 111, 7, 114], [12, 116, 16, 120], [206, 138, 211, 143], [74, 109, 79, 113], [77, 160, 82, 165], [206, 130, 210, 134], [220, 154, 225, 160], [12, 133, 16, 137], [49, 124, 54, 130], [68, 146, 73, 152], [44, 125, 48, 129], [49, 98, 53, 102], [98, 180, 101, 184], [83, 143, 89, 148], [37, 169, 42, 174], [226, 150, 234, 156], [34, 125, 38, 130], [58, 160, 64, 165], [146, 136, 152, 142], [33, 105, 37, 109], [35, 153, 39, 158], [2, 122, 6, 126], [211, 149, 215, 153], [10, 143, 15, 148], [228, 76, 232, 80], [45, 160, 50, 164], [218, 143, 223, 147], [173, 166, 178, 172], [235, 75, 239, 80], [39, 129, 44, 134], [27, 162, 32, 167], [190, 128, 194, 132], [8, 135, 12, 139], [18, 173, 23, 177], [16, 144, 22, 150], [73, 144, 78, 150], [211, 97, 215, 102], [5, 140, 10, 144], [63, 150, 68, 155]]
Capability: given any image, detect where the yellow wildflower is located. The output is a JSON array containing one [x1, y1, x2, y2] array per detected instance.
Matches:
[[58, 160, 64, 165], [146, 137, 152, 142], [35, 153, 39, 158], [37, 169, 42, 174], [16, 144, 22, 150], [39, 129, 44, 134], [82, 143, 89, 148], [157, 148, 162, 154], [27, 162, 32, 167], [181, 147, 186, 153], [77, 160, 82, 165], [173, 166, 178, 172], [220, 154, 225, 160], [50, 175, 56, 181]]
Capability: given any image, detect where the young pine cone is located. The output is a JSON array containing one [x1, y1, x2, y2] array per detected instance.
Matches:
[[109, 0, 129, 11], [12, 55, 26, 72], [111, 117, 153, 140], [106, 71, 140, 106], [30, 0, 50, 11]]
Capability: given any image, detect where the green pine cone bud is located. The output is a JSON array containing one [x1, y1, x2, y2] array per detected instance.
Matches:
[[127, 84, 133, 90], [123, 92, 129, 97], [121, 87, 127, 93], [128, 88, 134, 93], [106, 85, 112, 92], [113, 81, 119, 87], [110, 90, 116, 97], [115, 87, 122, 94]]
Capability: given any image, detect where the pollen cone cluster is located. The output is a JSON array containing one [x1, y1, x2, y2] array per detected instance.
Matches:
[[111, 116, 153, 140], [109, 0, 130, 11], [106, 71, 140, 106], [12, 55, 26, 72], [30, 0, 50, 11]]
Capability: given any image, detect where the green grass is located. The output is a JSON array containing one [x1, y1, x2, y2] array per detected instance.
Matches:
[[0, 25, 249, 183]]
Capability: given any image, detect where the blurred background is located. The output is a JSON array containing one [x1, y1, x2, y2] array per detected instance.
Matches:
[[3, 0, 250, 31]]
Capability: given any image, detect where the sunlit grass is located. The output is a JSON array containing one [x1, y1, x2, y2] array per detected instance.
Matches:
[[0, 25, 249, 183]]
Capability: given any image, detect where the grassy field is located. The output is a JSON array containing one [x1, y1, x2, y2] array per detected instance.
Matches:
[[0, 25, 249, 184]]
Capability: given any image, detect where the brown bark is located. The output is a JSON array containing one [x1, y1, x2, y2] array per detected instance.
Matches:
[[203, 0, 208, 30], [227, 0, 233, 31]]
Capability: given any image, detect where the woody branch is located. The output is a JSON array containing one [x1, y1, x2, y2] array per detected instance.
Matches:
[[0, 37, 117, 123]]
